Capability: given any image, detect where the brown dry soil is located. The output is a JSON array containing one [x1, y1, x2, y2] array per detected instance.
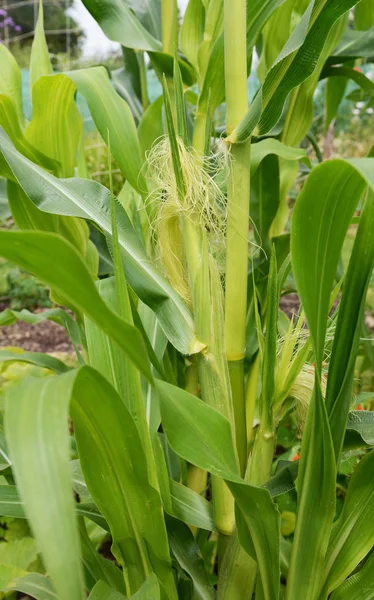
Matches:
[[0, 295, 372, 354]]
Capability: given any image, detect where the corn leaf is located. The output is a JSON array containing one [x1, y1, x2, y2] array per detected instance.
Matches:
[[29, 0, 52, 91], [4, 573, 57, 600], [0, 129, 199, 355], [231, 0, 360, 141], [0, 96, 58, 179], [321, 450, 374, 597], [250, 154, 280, 253], [68, 67, 146, 194], [285, 383, 336, 600], [138, 95, 164, 158], [326, 191, 374, 461], [0, 230, 153, 381], [71, 368, 176, 599], [198, 0, 287, 113], [355, 0, 374, 30], [344, 410, 374, 448], [85, 276, 158, 490], [179, 0, 205, 70], [291, 159, 373, 363], [26, 74, 82, 178], [166, 517, 215, 600], [0, 484, 108, 531], [169, 479, 215, 531], [5, 374, 86, 600], [0, 45, 23, 125], [157, 381, 280, 600], [0, 350, 71, 373], [325, 75, 349, 132], [250, 139, 310, 175], [112, 65, 143, 122], [330, 551, 374, 600], [89, 581, 126, 600], [80, 0, 162, 51], [79, 518, 126, 595], [328, 27, 374, 62]]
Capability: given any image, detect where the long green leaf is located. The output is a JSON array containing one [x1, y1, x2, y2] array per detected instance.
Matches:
[[250, 139, 310, 175], [285, 384, 336, 600], [5, 374, 85, 600], [326, 191, 374, 461], [71, 368, 176, 599], [198, 0, 287, 113], [285, 159, 374, 599], [0, 45, 23, 125], [80, 0, 162, 51], [329, 27, 374, 61], [157, 380, 280, 600], [330, 551, 374, 600], [68, 67, 145, 193], [169, 479, 215, 531], [166, 517, 215, 600], [355, 0, 374, 29], [29, 0, 53, 91], [291, 158, 374, 363], [0, 350, 71, 374], [0, 484, 108, 531], [0, 95, 58, 178], [321, 451, 374, 596], [26, 74, 82, 178], [0, 230, 153, 381], [89, 581, 126, 600], [79, 518, 126, 595], [138, 96, 164, 158], [180, 0, 205, 70], [0, 128, 199, 355], [230, 0, 359, 141], [5, 573, 57, 600], [344, 410, 374, 448]]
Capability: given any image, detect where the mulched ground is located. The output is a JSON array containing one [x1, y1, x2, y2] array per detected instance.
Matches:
[[0, 316, 73, 353], [0, 295, 372, 354]]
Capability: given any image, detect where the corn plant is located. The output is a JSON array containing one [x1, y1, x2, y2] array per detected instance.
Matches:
[[0, 0, 373, 598]]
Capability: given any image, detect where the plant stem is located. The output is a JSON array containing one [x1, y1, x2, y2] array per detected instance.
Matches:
[[224, 0, 250, 473], [218, 427, 275, 598], [137, 51, 149, 112], [245, 352, 261, 445], [228, 359, 247, 474], [185, 358, 208, 497], [162, 0, 178, 55]]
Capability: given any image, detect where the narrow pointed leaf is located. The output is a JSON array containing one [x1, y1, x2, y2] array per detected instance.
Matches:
[[322, 450, 374, 596], [68, 67, 146, 193], [0, 230, 153, 381], [5, 374, 86, 600], [166, 517, 215, 600], [29, 0, 53, 90], [0, 45, 23, 124], [326, 191, 374, 460], [231, 0, 360, 141], [89, 581, 126, 600], [330, 551, 374, 600], [26, 74, 82, 177], [80, 0, 162, 51], [157, 380, 280, 600], [0, 128, 199, 355], [5, 573, 57, 600], [0, 350, 71, 373]]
